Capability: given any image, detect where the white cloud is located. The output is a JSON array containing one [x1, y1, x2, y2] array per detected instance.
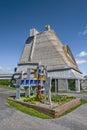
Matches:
[[6, 68, 13, 71], [79, 25, 87, 36], [0, 66, 4, 71], [76, 51, 87, 57], [76, 59, 87, 64], [0, 66, 14, 74]]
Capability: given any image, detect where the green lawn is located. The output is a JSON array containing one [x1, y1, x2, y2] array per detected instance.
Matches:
[[0, 85, 15, 90], [80, 99, 87, 104], [7, 98, 87, 119], [7, 100, 51, 119]]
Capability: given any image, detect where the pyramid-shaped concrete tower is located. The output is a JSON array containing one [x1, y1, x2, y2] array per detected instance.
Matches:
[[17, 25, 84, 92]]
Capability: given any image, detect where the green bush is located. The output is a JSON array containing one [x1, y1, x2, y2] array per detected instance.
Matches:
[[0, 79, 10, 86], [51, 95, 75, 104], [37, 93, 44, 102], [24, 96, 36, 104]]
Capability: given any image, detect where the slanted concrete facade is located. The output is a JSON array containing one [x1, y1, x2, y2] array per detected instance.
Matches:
[[16, 25, 84, 92]]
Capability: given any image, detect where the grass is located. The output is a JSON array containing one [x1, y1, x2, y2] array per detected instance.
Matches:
[[0, 85, 15, 90], [7, 98, 87, 119], [7, 100, 51, 119], [81, 89, 87, 93], [0, 85, 24, 91], [80, 99, 87, 104]]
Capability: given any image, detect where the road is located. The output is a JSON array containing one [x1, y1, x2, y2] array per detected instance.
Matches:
[[0, 87, 87, 130]]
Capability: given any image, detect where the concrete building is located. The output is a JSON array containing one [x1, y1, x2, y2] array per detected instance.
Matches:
[[0, 74, 12, 80], [16, 25, 84, 92], [81, 75, 87, 90]]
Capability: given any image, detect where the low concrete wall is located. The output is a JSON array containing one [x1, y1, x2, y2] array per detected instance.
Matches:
[[8, 98, 80, 118], [54, 98, 80, 118]]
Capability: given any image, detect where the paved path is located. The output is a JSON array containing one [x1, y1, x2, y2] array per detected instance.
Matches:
[[0, 87, 87, 130]]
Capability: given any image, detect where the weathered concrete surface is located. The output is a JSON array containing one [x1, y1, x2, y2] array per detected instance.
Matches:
[[0, 87, 87, 130]]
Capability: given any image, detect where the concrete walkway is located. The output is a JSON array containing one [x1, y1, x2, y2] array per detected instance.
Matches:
[[0, 87, 87, 130]]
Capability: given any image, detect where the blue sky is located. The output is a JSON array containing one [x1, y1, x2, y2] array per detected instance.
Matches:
[[0, 0, 87, 75]]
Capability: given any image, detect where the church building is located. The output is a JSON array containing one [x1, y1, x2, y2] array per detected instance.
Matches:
[[16, 25, 84, 92]]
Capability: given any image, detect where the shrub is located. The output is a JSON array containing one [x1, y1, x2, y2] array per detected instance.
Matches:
[[24, 96, 36, 104], [51, 95, 75, 104], [0, 79, 10, 86], [37, 93, 44, 102]]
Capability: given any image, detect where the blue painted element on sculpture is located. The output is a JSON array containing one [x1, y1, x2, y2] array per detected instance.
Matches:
[[21, 79, 45, 87], [30, 80, 37, 86], [25, 80, 30, 85], [21, 80, 25, 86]]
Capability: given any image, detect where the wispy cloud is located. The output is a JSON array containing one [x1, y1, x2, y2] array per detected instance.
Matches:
[[79, 25, 87, 36], [76, 51, 87, 64], [0, 66, 14, 74], [76, 59, 87, 64], [0, 66, 4, 71], [76, 51, 87, 57]]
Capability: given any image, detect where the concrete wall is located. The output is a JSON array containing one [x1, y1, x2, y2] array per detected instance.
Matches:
[[58, 79, 68, 92], [17, 64, 37, 73], [81, 79, 87, 89], [0, 74, 12, 80]]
